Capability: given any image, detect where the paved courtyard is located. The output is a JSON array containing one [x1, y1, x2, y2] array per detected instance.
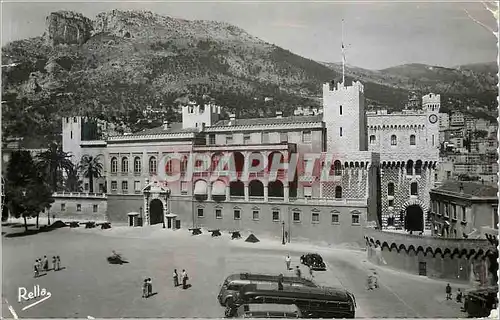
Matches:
[[2, 220, 469, 318]]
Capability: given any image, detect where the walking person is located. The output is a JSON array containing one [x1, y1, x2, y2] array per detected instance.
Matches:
[[278, 273, 284, 291], [147, 278, 153, 297], [181, 269, 189, 289], [173, 269, 179, 287], [43, 256, 49, 272], [142, 279, 148, 298], [446, 283, 452, 300], [33, 260, 39, 278], [56, 256, 61, 271], [285, 255, 291, 270], [52, 256, 57, 271], [37, 259, 42, 273], [308, 265, 314, 279], [295, 266, 301, 278]]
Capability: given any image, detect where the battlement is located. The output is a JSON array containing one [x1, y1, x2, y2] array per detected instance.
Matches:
[[181, 101, 222, 129], [323, 80, 364, 94]]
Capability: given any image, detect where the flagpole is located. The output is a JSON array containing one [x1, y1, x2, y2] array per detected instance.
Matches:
[[342, 19, 345, 86]]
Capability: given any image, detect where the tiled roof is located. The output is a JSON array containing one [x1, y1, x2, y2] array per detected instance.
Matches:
[[127, 123, 198, 136], [213, 114, 323, 127], [434, 180, 498, 198]]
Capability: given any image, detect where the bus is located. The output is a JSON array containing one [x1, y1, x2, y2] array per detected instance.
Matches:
[[227, 282, 356, 318], [228, 303, 303, 318]]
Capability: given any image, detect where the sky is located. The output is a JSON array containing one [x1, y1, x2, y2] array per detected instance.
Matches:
[[1, 0, 498, 70]]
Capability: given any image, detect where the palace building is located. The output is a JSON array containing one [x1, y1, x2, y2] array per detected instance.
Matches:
[[60, 80, 440, 244]]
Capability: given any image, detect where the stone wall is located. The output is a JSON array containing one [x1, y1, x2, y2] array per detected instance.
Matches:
[[51, 192, 107, 221]]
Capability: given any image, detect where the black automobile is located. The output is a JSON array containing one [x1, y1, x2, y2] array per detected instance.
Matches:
[[300, 253, 326, 271]]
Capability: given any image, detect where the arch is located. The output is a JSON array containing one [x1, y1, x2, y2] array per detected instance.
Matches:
[[268, 151, 284, 172], [474, 249, 485, 260], [230, 180, 244, 197], [415, 160, 422, 175], [406, 160, 414, 175], [149, 156, 157, 175], [134, 156, 142, 174], [401, 198, 429, 214], [249, 152, 265, 170], [231, 152, 245, 173], [416, 246, 424, 255], [390, 243, 398, 252], [381, 242, 390, 250], [355, 161, 359, 168], [268, 180, 284, 198], [193, 180, 208, 200], [398, 244, 406, 253], [467, 249, 476, 259], [121, 157, 129, 173], [387, 182, 395, 196], [333, 160, 342, 175], [459, 249, 468, 258], [211, 180, 227, 201], [349, 162, 354, 168], [248, 180, 264, 197], [410, 182, 418, 196], [451, 248, 461, 259], [405, 204, 424, 231], [443, 248, 452, 257], [410, 134, 416, 145], [110, 157, 118, 173], [149, 199, 164, 225], [408, 245, 416, 254], [434, 248, 443, 258], [369, 135, 376, 144], [375, 240, 381, 247], [425, 247, 434, 256], [391, 134, 397, 145], [211, 152, 225, 171], [344, 161, 349, 168], [335, 186, 342, 199]]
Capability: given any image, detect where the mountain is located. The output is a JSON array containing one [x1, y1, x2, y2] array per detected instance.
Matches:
[[2, 10, 497, 143]]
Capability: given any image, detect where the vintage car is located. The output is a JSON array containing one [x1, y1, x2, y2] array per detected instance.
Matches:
[[300, 253, 326, 271]]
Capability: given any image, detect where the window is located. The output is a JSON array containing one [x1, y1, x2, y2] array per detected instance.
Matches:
[[165, 160, 173, 175], [410, 134, 416, 145], [462, 206, 466, 221], [76, 204, 81, 212], [334, 160, 342, 176], [215, 209, 222, 219], [369, 135, 376, 144], [335, 186, 342, 199], [73, 117, 77, 123], [312, 212, 319, 223], [453, 205, 457, 220], [444, 203, 449, 217], [387, 183, 395, 196], [410, 182, 418, 196], [339, 105, 342, 115], [244, 134, 251, 145], [272, 210, 280, 221], [331, 213, 339, 224], [209, 134, 216, 145], [352, 214, 360, 225], [134, 157, 142, 174], [66, 118, 69, 123], [280, 132, 288, 142], [84, 183, 89, 191], [304, 186, 312, 198], [234, 209, 241, 220], [122, 157, 129, 173], [432, 201, 437, 213], [293, 211, 301, 222], [415, 161, 422, 176], [340, 127, 343, 137], [111, 157, 118, 173], [181, 181, 188, 195], [197, 208, 204, 218], [302, 131, 312, 143], [134, 181, 141, 192], [111, 181, 117, 191], [494, 207, 498, 229], [388, 199, 394, 207], [149, 157, 157, 175], [122, 181, 128, 192], [70, 131, 73, 139], [391, 135, 397, 146], [252, 210, 259, 220], [93, 204, 98, 213], [181, 157, 188, 173], [61, 203, 66, 211], [406, 160, 413, 176], [226, 134, 233, 144], [262, 132, 269, 144]]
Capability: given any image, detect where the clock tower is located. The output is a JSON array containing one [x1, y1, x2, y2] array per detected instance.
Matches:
[[422, 93, 440, 150]]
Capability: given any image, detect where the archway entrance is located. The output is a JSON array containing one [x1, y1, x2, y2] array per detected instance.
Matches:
[[405, 205, 424, 232], [149, 199, 164, 225]]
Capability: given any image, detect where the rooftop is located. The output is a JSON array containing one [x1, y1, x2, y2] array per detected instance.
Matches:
[[432, 180, 498, 198], [123, 122, 198, 136], [212, 114, 323, 127]]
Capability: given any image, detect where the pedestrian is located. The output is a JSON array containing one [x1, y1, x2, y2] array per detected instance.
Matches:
[[278, 273, 284, 291], [37, 259, 42, 272], [52, 256, 57, 271], [456, 289, 463, 303], [33, 260, 39, 278], [173, 269, 179, 287], [56, 256, 61, 271], [295, 266, 301, 278], [181, 269, 189, 289], [446, 283, 452, 300], [142, 279, 148, 298], [147, 278, 153, 296], [285, 255, 291, 270], [309, 265, 314, 279], [284, 231, 288, 243], [43, 256, 48, 272]]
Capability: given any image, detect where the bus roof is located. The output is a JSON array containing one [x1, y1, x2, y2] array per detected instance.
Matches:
[[239, 283, 353, 303], [224, 273, 316, 286]]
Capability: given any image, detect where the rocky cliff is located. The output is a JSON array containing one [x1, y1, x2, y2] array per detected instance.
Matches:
[[45, 11, 93, 46]]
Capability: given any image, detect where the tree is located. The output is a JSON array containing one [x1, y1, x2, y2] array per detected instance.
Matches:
[[78, 155, 103, 193], [37, 143, 74, 192], [4, 151, 54, 231], [64, 166, 83, 192]]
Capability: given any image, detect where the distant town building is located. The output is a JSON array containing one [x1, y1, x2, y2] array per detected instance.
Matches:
[[450, 111, 465, 127], [438, 112, 449, 130]]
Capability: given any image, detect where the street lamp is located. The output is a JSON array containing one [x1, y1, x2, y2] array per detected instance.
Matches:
[[282, 221, 286, 245]]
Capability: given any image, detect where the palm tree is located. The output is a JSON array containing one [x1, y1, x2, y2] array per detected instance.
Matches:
[[64, 166, 83, 192], [78, 156, 103, 193], [37, 143, 74, 192]]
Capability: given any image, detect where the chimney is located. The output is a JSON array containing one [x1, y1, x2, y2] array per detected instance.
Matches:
[[163, 120, 170, 130], [459, 182, 464, 193], [276, 111, 283, 119], [229, 114, 236, 125]]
